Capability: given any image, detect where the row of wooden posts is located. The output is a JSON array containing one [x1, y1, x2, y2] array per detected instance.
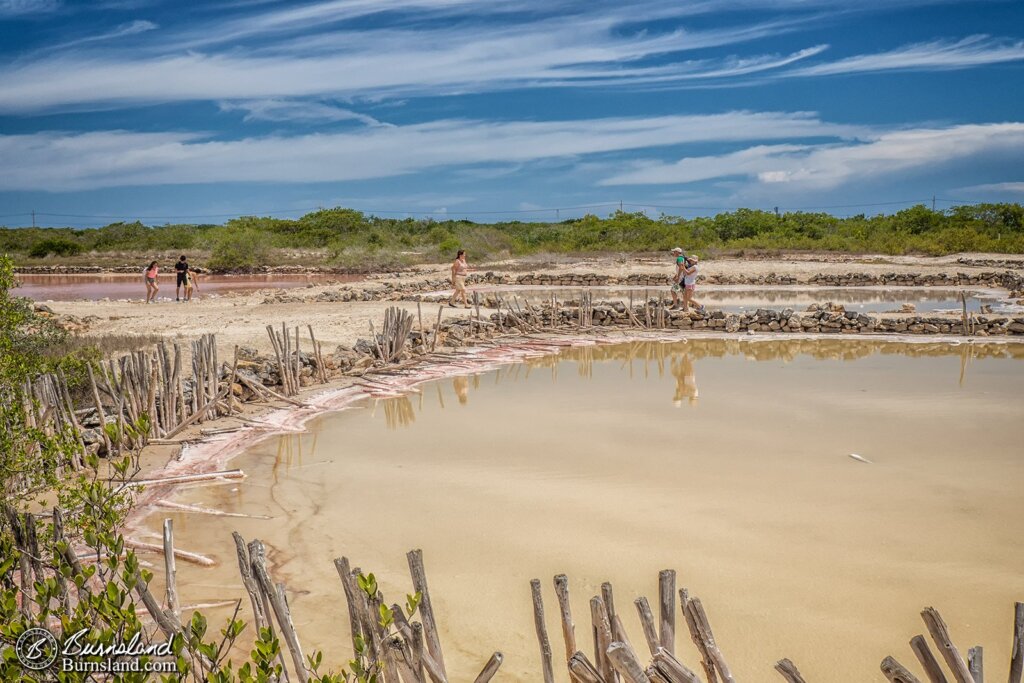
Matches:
[[121, 523, 1024, 683], [266, 323, 329, 397], [527, 569, 1024, 683], [6, 324, 337, 489]]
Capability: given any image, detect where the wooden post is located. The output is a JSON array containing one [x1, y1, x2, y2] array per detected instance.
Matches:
[[569, 652, 604, 683], [910, 634, 949, 683], [659, 569, 676, 654], [531, 579, 555, 683], [553, 575, 577, 664], [432, 306, 443, 352], [683, 596, 732, 683], [967, 647, 982, 683], [601, 582, 616, 635], [307, 326, 327, 384], [634, 597, 660, 656], [293, 326, 301, 392], [86, 365, 112, 456], [412, 622, 427, 683], [162, 519, 180, 622], [407, 549, 447, 682], [1011, 602, 1024, 683], [232, 533, 270, 632], [652, 649, 702, 683], [251, 542, 309, 683], [922, 607, 974, 683], [590, 596, 615, 683], [881, 656, 923, 683], [472, 652, 504, 683], [606, 642, 651, 683], [774, 659, 807, 683], [333, 557, 363, 654], [389, 637, 423, 683]]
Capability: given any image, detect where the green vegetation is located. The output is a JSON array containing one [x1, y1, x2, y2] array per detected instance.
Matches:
[[2, 203, 1022, 271], [0, 255, 410, 681]]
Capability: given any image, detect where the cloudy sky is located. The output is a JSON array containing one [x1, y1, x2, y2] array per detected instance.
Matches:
[[1, 0, 1022, 225]]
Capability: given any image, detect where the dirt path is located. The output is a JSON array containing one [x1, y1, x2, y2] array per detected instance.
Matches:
[[40, 252, 1023, 359]]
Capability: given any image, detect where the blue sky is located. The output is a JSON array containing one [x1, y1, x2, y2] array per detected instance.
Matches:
[[0, 0, 1022, 226]]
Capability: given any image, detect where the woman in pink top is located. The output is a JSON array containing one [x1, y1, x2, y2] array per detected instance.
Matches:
[[144, 260, 159, 304], [448, 249, 472, 308]]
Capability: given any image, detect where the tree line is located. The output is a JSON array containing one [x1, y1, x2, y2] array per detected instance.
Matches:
[[2, 203, 1022, 271]]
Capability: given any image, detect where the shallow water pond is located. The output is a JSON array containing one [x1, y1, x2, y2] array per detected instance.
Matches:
[[15, 272, 360, 301], [144, 339, 1024, 681]]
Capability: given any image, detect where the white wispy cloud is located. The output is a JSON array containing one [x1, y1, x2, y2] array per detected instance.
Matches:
[[600, 123, 1024, 190], [50, 19, 158, 49], [2, 0, 1015, 114], [217, 99, 390, 126], [0, 111, 864, 191], [0, 0, 57, 15], [958, 181, 1024, 194], [0, 18, 811, 112], [786, 35, 1024, 76], [175, 0, 489, 48]]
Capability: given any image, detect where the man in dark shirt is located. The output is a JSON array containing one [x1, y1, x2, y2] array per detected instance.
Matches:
[[174, 255, 189, 302]]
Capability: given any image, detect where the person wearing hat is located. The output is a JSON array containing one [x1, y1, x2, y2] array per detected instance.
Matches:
[[682, 254, 706, 313], [669, 247, 687, 309]]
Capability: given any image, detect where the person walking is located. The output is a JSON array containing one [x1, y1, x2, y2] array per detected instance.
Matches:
[[448, 249, 472, 308], [682, 255, 706, 313], [184, 268, 200, 302], [669, 247, 687, 309], [174, 255, 189, 302], [144, 260, 160, 304]]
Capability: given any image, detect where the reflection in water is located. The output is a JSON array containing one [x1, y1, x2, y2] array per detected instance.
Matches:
[[453, 376, 469, 404], [671, 353, 699, 406], [272, 431, 318, 479], [384, 339, 1018, 424], [382, 395, 416, 429]]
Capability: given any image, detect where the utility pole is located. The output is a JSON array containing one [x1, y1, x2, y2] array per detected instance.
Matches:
[[619, 199, 623, 212], [555, 208, 559, 221], [774, 206, 780, 219], [932, 196, 936, 211], [31, 210, 35, 227]]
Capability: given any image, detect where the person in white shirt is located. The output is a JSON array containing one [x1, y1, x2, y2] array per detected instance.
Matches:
[[682, 255, 706, 313]]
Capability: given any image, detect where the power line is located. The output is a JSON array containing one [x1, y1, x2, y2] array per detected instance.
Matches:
[[33, 208, 313, 220]]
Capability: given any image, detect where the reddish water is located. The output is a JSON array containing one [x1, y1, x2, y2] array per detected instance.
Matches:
[[14, 273, 362, 301]]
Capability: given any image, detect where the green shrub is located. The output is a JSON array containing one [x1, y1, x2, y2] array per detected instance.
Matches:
[[27, 238, 82, 258], [207, 226, 271, 272]]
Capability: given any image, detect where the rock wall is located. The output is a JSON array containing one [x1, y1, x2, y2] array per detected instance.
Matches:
[[490, 303, 1024, 337], [477, 270, 1024, 290]]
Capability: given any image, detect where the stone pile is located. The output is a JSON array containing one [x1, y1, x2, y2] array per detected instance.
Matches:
[[31, 302, 99, 332], [489, 300, 1024, 337]]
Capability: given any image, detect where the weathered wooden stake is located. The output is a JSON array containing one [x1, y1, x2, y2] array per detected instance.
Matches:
[[910, 634, 949, 683], [531, 578, 555, 683], [922, 607, 974, 683]]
